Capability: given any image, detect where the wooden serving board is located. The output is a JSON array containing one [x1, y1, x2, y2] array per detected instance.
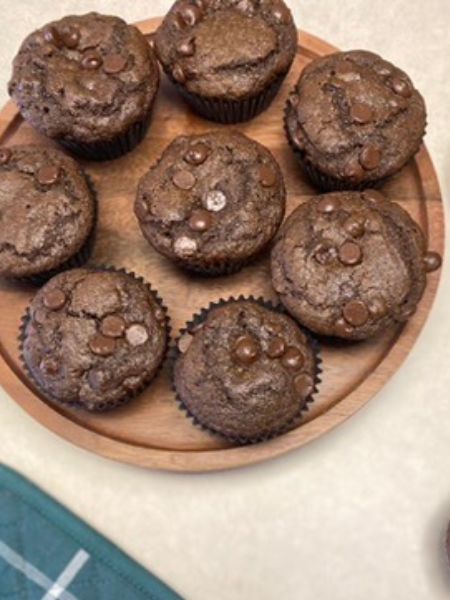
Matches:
[[0, 19, 444, 472]]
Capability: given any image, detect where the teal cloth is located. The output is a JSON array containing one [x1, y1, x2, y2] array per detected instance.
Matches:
[[0, 465, 183, 600]]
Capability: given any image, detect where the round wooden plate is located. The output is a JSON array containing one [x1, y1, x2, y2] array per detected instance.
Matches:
[[0, 19, 444, 472]]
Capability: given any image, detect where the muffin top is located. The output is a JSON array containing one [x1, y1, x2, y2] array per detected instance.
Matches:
[[9, 13, 159, 144], [22, 268, 168, 411], [0, 145, 95, 278], [271, 190, 440, 340], [155, 0, 297, 100], [285, 51, 426, 186], [135, 130, 286, 272], [174, 299, 317, 442]]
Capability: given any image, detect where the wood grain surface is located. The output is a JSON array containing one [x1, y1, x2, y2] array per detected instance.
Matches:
[[0, 20, 444, 472]]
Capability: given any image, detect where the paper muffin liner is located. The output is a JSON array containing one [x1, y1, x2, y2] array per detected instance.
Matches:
[[7, 173, 98, 286], [283, 104, 387, 192], [169, 295, 322, 445], [168, 72, 285, 124], [59, 103, 155, 162], [18, 265, 171, 413]]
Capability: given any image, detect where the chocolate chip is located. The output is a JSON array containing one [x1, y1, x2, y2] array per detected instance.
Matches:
[[0, 148, 11, 165], [81, 51, 102, 70], [172, 64, 187, 83], [233, 336, 260, 366], [42, 44, 55, 57], [103, 54, 128, 74], [266, 337, 286, 359], [343, 216, 365, 238], [100, 315, 126, 338], [174, 236, 197, 256], [344, 160, 365, 180], [172, 169, 196, 190], [202, 190, 227, 212], [338, 241, 362, 266], [39, 357, 60, 375], [259, 164, 277, 188], [368, 297, 387, 319], [272, 4, 289, 22], [294, 374, 314, 399], [43, 26, 62, 48], [36, 165, 60, 186], [189, 209, 212, 232], [281, 347, 305, 370], [359, 145, 382, 170], [334, 318, 354, 337], [317, 196, 341, 214], [343, 300, 369, 327], [43, 289, 66, 310], [365, 213, 382, 233], [178, 332, 193, 353], [423, 251, 442, 273], [177, 38, 195, 56], [33, 308, 47, 325], [350, 102, 373, 124], [89, 334, 116, 356], [363, 189, 385, 204], [184, 143, 209, 165], [178, 3, 203, 27], [60, 26, 80, 49], [126, 324, 149, 347], [390, 77, 412, 98]]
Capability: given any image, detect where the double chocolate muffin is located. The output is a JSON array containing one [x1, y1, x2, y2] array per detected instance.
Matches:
[[21, 268, 168, 411], [285, 50, 427, 190], [271, 190, 441, 340], [0, 145, 95, 281], [9, 13, 160, 160], [135, 130, 286, 274], [155, 0, 297, 123], [173, 299, 319, 443]]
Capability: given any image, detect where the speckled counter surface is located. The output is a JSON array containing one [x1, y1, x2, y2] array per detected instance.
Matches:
[[0, 2, 449, 599]]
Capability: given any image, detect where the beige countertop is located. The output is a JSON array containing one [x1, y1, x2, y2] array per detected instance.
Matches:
[[0, 2, 449, 599]]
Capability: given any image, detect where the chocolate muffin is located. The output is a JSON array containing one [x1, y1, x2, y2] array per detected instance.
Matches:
[[135, 130, 286, 274], [9, 13, 160, 160], [0, 145, 95, 281], [155, 0, 297, 123], [271, 190, 441, 340], [21, 268, 168, 411], [285, 50, 427, 190], [173, 298, 319, 443]]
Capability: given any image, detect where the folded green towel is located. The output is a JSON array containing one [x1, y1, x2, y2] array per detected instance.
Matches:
[[0, 464, 183, 600]]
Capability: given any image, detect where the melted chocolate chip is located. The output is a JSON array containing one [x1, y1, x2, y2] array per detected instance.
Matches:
[[344, 160, 365, 180], [36, 165, 60, 186], [189, 209, 212, 232], [423, 251, 442, 273], [89, 334, 116, 356], [390, 77, 412, 98], [178, 4, 203, 27], [43, 26, 63, 48], [60, 26, 80, 49], [266, 337, 286, 359], [177, 38, 195, 57], [360, 145, 382, 171], [317, 196, 341, 214], [343, 300, 369, 327], [103, 54, 128, 74], [126, 324, 149, 346], [184, 143, 209, 165], [294, 374, 314, 399], [338, 241, 362, 266], [202, 190, 227, 212], [81, 51, 102, 70], [100, 315, 126, 338], [178, 332, 193, 353], [259, 164, 277, 188], [281, 347, 304, 370], [233, 336, 260, 366], [350, 102, 374, 125], [172, 169, 196, 190], [343, 216, 365, 238], [0, 148, 11, 165], [368, 297, 387, 319], [43, 289, 66, 310]]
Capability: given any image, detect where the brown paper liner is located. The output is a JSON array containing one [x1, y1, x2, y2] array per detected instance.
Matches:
[[18, 266, 170, 412], [170, 296, 322, 445]]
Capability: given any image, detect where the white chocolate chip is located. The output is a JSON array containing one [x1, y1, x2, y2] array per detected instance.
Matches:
[[202, 190, 227, 213], [174, 236, 198, 256]]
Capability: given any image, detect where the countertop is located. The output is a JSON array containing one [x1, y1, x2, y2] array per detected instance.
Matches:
[[0, 2, 449, 599]]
